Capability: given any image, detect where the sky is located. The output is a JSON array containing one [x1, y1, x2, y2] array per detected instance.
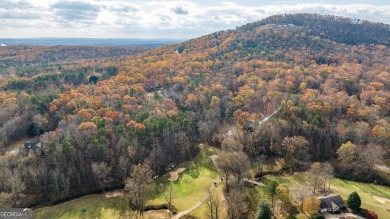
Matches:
[[1, 0, 389, 38]]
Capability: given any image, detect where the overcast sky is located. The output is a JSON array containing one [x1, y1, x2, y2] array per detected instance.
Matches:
[[1, 0, 389, 38]]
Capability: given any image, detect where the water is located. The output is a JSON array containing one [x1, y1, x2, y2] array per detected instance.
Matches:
[[0, 38, 186, 47]]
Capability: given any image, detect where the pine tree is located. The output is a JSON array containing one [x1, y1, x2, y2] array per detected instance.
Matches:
[[257, 201, 272, 219], [347, 191, 361, 212]]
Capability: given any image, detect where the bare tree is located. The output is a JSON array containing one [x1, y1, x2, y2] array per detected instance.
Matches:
[[231, 152, 251, 185], [293, 186, 311, 213], [216, 152, 233, 193], [4, 168, 25, 206], [216, 151, 250, 193], [321, 162, 334, 192], [161, 184, 175, 218], [359, 144, 384, 169], [206, 188, 222, 219], [272, 136, 310, 170], [91, 162, 112, 192], [226, 188, 247, 219], [125, 163, 153, 217], [309, 162, 322, 194], [221, 136, 243, 152]]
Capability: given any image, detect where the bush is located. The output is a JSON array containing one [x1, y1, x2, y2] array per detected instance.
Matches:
[[187, 168, 200, 179], [361, 209, 378, 219], [310, 213, 324, 219]]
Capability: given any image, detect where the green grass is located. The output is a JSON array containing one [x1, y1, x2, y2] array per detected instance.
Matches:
[[148, 144, 220, 212], [33, 144, 220, 219], [267, 172, 390, 218], [190, 182, 227, 219], [33, 194, 133, 219]]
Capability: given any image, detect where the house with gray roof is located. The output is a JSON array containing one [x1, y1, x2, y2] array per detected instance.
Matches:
[[317, 194, 346, 213]]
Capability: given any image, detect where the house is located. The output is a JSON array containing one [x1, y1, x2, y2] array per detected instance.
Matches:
[[24, 142, 39, 150], [23, 141, 46, 156], [244, 121, 254, 132], [244, 120, 261, 132], [317, 194, 345, 213]]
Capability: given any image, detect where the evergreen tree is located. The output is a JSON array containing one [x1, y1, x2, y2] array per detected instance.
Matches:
[[257, 201, 272, 219], [265, 180, 279, 212], [347, 191, 361, 212]]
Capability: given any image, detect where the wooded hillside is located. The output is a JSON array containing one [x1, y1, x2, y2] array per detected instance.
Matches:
[[0, 13, 389, 209]]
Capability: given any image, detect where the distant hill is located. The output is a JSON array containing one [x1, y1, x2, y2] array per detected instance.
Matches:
[[0, 45, 149, 65], [243, 13, 390, 46]]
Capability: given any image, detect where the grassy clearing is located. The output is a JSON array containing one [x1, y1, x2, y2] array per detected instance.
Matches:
[[33, 144, 220, 219], [190, 182, 228, 219], [148, 144, 220, 212], [266, 172, 390, 218], [33, 193, 132, 219], [1, 137, 37, 153]]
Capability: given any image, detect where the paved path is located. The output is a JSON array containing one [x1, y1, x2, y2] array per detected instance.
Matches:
[[256, 106, 281, 128], [173, 183, 216, 219], [243, 178, 265, 186], [173, 156, 222, 219], [174, 155, 266, 218], [173, 108, 281, 218]]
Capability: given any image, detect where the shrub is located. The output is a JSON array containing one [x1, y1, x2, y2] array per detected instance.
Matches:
[[361, 209, 378, 219], [310, 213, 325, 219], [187, 168, 200, 178]]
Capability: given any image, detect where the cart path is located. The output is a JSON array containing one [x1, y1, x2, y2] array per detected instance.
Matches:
[[173, 156, 221, 219]]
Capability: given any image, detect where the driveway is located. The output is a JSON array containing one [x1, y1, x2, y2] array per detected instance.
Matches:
[[323, 212, 365, 219]]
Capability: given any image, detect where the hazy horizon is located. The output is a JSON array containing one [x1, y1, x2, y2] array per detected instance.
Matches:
[[0, 37, 186, 46], [1, 0, 389, 39]]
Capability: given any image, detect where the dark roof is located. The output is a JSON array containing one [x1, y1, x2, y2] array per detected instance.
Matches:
[[24, 142, 39, 150], [245, 121, 254, 128], [318, 194, 345, 210]]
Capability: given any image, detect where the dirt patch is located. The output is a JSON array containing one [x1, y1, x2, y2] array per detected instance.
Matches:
[[375, 164, 390, 173], [168, 168, 186, 181], [145, 209, 171, 219], [104, 191, 123, 198], [373, 195, 390, 203]]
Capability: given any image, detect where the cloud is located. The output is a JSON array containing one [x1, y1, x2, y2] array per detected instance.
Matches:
[[0, 10, 41, 19], [0, 0, 389, 38], [52, 1, 100, 23], [172, 6, 189, 15], [0, 1, 42, 20], [0, 0, 33, 9]]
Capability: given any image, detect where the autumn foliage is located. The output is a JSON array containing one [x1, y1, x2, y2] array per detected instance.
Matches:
[[0, 14, 389, 208]]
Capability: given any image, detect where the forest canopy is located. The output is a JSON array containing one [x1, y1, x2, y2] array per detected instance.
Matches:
[[0, 13, 389, 209]]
